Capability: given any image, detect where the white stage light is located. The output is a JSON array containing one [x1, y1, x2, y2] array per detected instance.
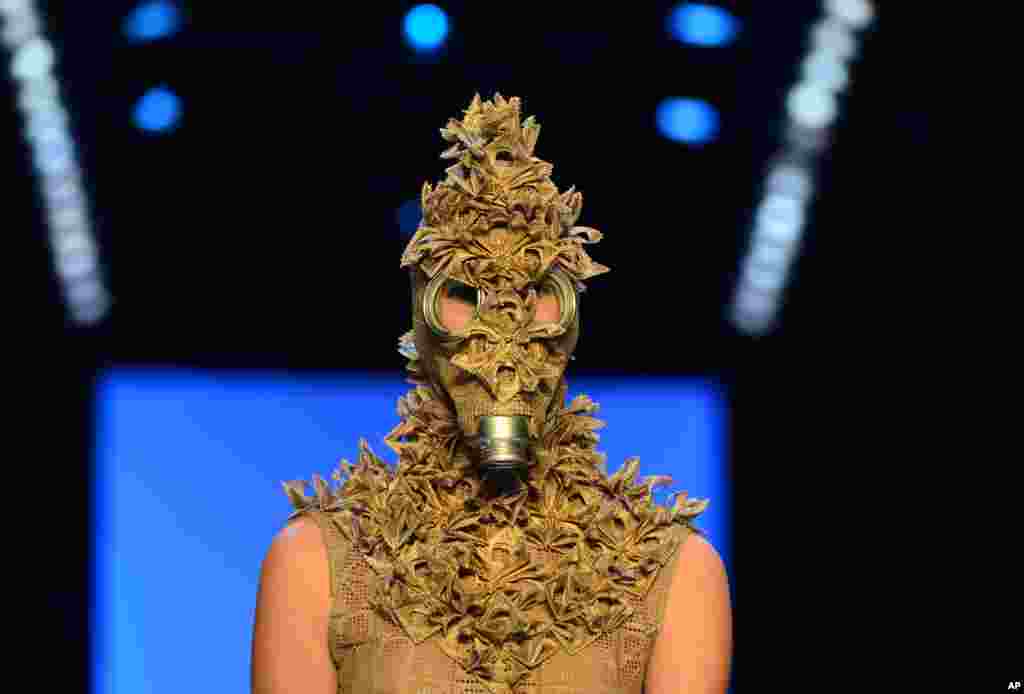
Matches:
[[1, 6, 35, 45], [43, 176, 82, 206], [68, 278, 104, 306], [787, 82, 838, 130], [802, 51, 850, 92], [24, 107, 68, 142], [729, 1, 872, 335], [811, 18, 857, 61], [766, 163, 815, 200], [757, 192, 806, 229], [755, 214, 803, 248], [9, 35, 52, 78], [743, 260, 788, 293], [52, 227, 94, 256], [748, 241, 792, 274], [732, 287, 776, 333], [2, 2, 110, 325], [50, 204, 87, 232], [17, 73, 58, 111], [825, 0, 875, 30]]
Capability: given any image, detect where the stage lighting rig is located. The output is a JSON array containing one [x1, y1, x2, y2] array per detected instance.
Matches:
[[2, 0, 111, 325], [730, 0, 874, 336]]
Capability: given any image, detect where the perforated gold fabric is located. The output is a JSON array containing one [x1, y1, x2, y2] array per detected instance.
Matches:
[[282, 387, 708, 694], [298, 506, 690, 694]]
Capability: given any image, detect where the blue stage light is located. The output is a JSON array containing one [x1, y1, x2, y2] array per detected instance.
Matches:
[[656, 97, 719, 145], [403, 4, 449, 52], [668, 3, 739, 47], [124, 1, 182, 43], [133, 87, 182, 133]]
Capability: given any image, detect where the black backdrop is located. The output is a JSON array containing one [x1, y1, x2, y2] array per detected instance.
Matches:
[[9, 1, 940, 690]]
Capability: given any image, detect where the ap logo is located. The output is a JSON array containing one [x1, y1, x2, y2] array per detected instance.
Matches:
[[1009, 682, 1021, 691]]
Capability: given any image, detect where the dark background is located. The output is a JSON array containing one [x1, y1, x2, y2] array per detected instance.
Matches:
[[9, 1, 941, 690]]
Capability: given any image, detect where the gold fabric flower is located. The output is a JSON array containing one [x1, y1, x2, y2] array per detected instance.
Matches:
[[449, 319, 567, 402], [400, 93, 609, 293]]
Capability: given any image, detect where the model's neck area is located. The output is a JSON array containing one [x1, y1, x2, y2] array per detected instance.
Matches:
[[449, 437, 544, 499], [394, 374, 588, 493]]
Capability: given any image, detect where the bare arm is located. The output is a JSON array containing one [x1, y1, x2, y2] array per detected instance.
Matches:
[[251, 516, 338, 694], [645, 534, 733, 694]]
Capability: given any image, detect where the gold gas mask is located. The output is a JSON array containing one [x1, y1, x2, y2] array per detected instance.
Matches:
[[398, 93, 609, 491]]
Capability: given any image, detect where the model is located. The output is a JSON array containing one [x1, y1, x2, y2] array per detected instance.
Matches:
[[251, 93, 732, 694]]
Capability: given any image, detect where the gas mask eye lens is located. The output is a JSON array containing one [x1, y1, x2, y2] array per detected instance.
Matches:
[[531, 272, 576, 328], [534, 283, 560, 325], [446, 282, 477, 305], [429, 277, 478, 334]]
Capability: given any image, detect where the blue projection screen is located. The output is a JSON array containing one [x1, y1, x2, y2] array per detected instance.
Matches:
[[91, 369, 730, 693]]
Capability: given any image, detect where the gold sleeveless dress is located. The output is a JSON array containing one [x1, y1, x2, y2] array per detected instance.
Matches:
[[283, 386, 708, 694]]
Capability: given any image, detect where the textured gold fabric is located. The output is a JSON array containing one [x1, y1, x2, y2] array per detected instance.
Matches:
[[279, 93, 710, 693], [282, 388, 708, 694]]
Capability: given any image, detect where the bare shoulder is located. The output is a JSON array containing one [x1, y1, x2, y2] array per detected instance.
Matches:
[[268, 515, 327, 558], [675, 532, 729, 587], [257, 513, 333, 613], [259, 514, 334, 605], [251, 514, 336, 694], [645, 531, 733, 694]]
